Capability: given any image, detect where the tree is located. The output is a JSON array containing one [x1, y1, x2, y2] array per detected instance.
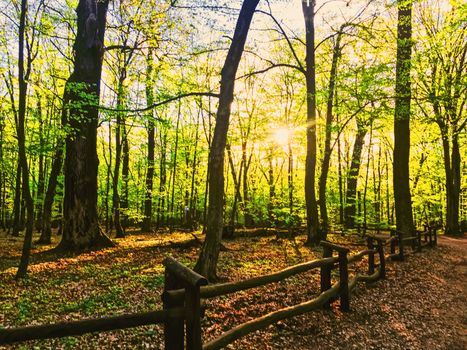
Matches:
[[141, 49, 156, 232], [415, 2, 466, 235], [195, 0, 260, 280], [302, 0, 321, 245], [393, 0, 415, 237], [57, 0, 114, 251], [15, 0, 36, 278]]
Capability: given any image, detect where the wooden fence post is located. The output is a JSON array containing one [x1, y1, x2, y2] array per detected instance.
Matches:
[[163, 268, 185, 350], [367, 237, 375, 275], [320, 241, 350, 312], [185, 278, 207, 350], [320, 245, 333, 310], [163, 257, 208, 350], [338, 249, 350, 312], [377, 239, 386, 279]]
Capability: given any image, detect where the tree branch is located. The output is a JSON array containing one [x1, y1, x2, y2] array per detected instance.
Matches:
[[99, 92, 220, 113]]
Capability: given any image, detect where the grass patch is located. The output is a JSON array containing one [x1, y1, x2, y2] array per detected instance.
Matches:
[[61, 286, 129, 315]]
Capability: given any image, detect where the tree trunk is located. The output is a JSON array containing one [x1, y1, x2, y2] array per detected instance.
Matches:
[[393, 0, 414, 237], [318, 33, 341, 237], [16, 0, 36, 278], [11, 159, 22, 237], [57, 0, 113, 251], [337, 115, 344, 225], [169, 105, 181, 226], [142, 51, 155, 233], [0, 116, 4, 230], [195, 0, 259, 280], [226, 144, 243, 226], [288, 142, 294, 218], [37, 142, 63, 244], [35, 97, 45, 232], [121, 129, 129, 229], [157, 127, 167, 227], [242, 141, 253, 226], [363, 123, 373, 229], [443, 134, 461, 235], [188, 108, 201, 231], [112, 73, 125, 239], [302, 0, 320, 245], [344, 124, 367, 228], [267, 149, 275, 226]]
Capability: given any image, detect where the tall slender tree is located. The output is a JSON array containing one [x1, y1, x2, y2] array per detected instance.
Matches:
[[141, 49, 156, 232], [393, 0, 414, 237], [302, 0, 320, 245], [195, 0, 260, 280], [15, 0, 35, 278]]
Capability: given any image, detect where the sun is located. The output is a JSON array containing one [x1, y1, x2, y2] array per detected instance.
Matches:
[[272, 127, 291, 146]]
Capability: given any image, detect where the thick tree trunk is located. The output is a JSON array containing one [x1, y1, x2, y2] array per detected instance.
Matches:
[[57, 0, 113, 251], [443, 134, 461, 235], [195, 0, 259, 280], [393, 0, 414, 237], [344, 125, 367, 228], [302, 0, 320, 245]]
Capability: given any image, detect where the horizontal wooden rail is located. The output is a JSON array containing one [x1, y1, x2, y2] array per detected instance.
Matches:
[[0, 308, 184, 345], [164, 256, 338, 304], [202, 283, 341, 350], [348, 270, 381, 292], [367, 234, 396, 246], [166, 245, 377, 305], [348, 249, 374, 264], [204, 261, 383, 350]]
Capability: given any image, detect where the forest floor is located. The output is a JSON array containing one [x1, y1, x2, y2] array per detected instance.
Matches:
[[0, 229, 465, 349]]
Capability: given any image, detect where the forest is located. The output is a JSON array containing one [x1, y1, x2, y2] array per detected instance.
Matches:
[[0, 0, 466, 348]]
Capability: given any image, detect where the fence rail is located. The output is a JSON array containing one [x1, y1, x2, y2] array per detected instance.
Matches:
[[0, 227, 438, 349]]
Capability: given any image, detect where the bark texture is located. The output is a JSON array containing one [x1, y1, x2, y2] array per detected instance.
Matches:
[[303, 0, 320, 245], [58, 0, 113, 251], [393, 0, 414, 237]]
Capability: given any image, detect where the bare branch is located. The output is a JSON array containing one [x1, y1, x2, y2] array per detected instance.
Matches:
[[99, 92, 220, 114]]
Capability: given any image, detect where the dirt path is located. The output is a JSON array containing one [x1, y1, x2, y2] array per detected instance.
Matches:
[[228, 236, 467, 349]]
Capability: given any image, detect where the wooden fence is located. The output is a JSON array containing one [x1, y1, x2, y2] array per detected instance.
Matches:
[[0, 228, 438, 349]]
